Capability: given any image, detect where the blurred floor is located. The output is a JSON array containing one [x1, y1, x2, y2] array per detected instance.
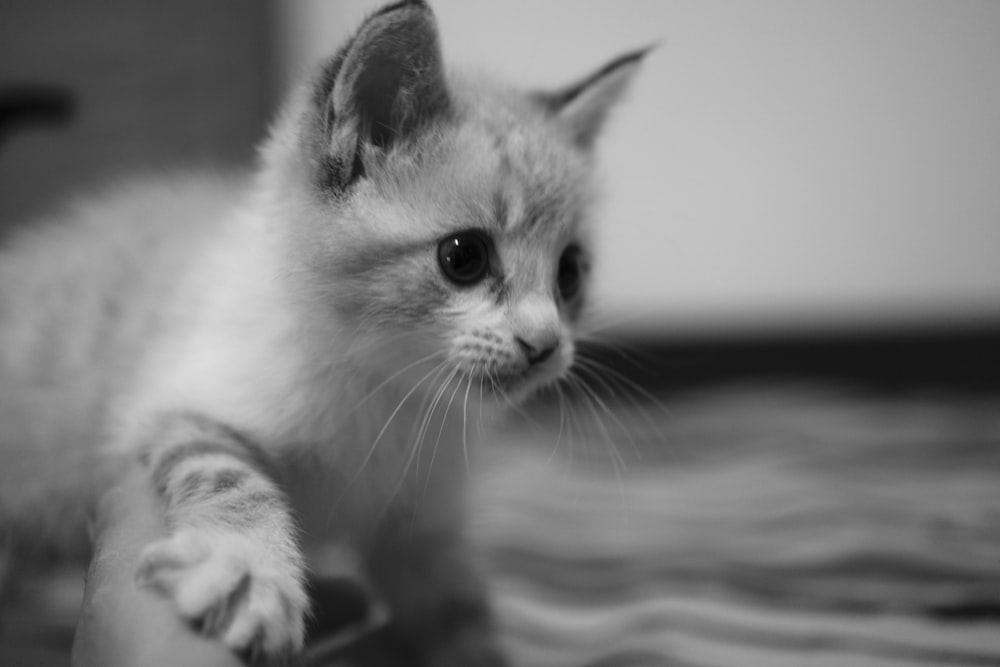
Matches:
[[475, 386, 1000, 666], [4, 383, 999, 666], [0, 565, 81, 667]]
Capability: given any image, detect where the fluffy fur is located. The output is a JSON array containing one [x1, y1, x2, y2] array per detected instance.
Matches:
[[0, 1, 643, 663]]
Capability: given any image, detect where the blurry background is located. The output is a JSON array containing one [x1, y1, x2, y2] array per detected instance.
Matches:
[[0, 0, 271, 225], [3, 0, 999, 343]]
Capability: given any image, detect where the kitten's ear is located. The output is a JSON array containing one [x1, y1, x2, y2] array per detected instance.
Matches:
[[539, 46, 652, 150], [320, 0, 449, 188]]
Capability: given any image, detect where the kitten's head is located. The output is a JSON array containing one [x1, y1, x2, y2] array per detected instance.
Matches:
[[263, 0, 645, 404]]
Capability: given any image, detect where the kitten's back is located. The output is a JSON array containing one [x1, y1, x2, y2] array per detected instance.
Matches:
[[0, 173, 244, 550]]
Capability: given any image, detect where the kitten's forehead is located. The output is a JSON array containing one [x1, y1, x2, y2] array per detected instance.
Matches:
[[473, 92, 591, 226], [491, 128, 588, 236], [381, 107, 591, 243]]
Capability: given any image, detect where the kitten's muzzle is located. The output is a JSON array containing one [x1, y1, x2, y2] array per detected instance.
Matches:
[[516, 336, 558, 366]]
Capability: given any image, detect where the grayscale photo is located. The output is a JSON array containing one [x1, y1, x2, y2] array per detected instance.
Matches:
[[1, 2, 998, 666]]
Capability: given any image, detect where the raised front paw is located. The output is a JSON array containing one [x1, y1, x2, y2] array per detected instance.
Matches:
[[136, 529, 308, 661]]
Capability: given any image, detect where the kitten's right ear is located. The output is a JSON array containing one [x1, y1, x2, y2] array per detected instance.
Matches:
[[315, 0, 450, 191]]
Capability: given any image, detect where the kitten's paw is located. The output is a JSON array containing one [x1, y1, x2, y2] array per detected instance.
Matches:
[[136, 529, 308, 661]]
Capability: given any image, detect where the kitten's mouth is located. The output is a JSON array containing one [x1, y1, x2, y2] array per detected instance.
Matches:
[[475, 363, 563, 403], [480, 370, 527, 397]]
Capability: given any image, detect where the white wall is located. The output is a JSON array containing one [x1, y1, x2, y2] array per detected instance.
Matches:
[[275, 1, 1000, 335]]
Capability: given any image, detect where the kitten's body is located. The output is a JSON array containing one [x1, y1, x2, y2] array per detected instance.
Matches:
[[0, 175, 244, 548], [0, 2, 642, 663]]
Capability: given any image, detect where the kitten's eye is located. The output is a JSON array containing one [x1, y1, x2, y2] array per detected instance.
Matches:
[[557, 244, 584, 302], [438, 232, 490, 285]]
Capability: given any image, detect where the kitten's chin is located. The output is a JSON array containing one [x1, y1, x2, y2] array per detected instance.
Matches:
[[481, 364, 565, 406]]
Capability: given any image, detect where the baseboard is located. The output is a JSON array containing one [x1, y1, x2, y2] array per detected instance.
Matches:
[[582, 322, 1000, 395]]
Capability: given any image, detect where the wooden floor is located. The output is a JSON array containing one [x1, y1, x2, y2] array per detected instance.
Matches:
[[3, 384, 1000, 666]]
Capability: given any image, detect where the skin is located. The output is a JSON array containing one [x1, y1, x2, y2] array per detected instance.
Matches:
[[73, 464, 395, 667], [73, 465, 247, 667]]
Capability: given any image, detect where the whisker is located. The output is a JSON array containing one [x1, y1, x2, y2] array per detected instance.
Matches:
[[575, 303, 665, 338], [561, 381, 588, 479], [477, 374, 486, 438], [418, 367, 466, 507], [575, 353, 665, 409], [577, 334, 661, 372], [545, 382, 568, 466], [332, 358, 450, 520], [357, 359, 448, 476], [572, 361, 651, 458], [409, 362, 459, 482], [346, 350, 444, 416], [567, 372, 628, 469], [461, 373, 474, 472], [576, 362, 669, 455], [412, 365, 462, 505], [570, 372, 632, 521], [565, 370, 630, 517], [496, 378, 546, 434]]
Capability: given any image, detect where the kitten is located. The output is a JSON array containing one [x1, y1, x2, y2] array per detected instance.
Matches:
[[0, 0, 644, 663]]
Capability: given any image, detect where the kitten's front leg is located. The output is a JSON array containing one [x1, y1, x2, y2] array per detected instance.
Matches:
[[134, 414, 308, 661], [366, 526, 506, 667]]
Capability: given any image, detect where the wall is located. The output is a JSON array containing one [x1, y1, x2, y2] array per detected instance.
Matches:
[[276, 1, 1000, 335], [0, 1, 271, 225]]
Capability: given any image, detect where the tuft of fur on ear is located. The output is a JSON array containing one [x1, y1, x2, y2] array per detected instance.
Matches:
[[539, 45, 652, 150], [319, 0, 450, 190]]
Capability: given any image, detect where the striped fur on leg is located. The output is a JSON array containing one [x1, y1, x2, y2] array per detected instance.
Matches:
[[134, 413, 309, 662]]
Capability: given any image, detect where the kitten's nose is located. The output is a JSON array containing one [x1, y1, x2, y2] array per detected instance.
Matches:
[[516, 336, 558, 366]]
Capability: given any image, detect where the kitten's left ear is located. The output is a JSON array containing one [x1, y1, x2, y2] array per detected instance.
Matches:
[[538, 46, 653, 150]]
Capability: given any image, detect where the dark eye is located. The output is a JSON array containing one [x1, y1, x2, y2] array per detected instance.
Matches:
[[438, 231, 490, 285], [557, 244, 584, 301]]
